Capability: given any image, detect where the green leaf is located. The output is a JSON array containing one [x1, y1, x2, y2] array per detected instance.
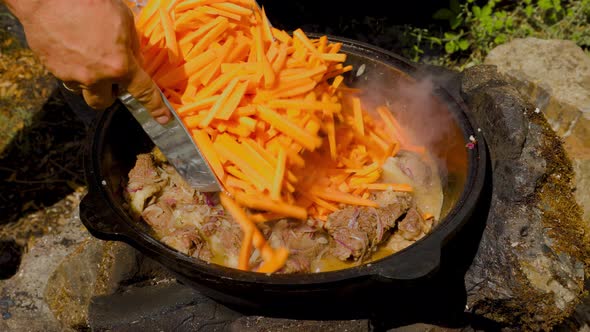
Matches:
[[450, 16, 463, 29], [538, 0, 552, 10], [525, 5, 533, 17], [458, 39, 470, 50], [494, 18, 504, 29], [472, 5, 481, 17], [482, 5, 492, 17], [444, 32, 457, 39], [494, 34, 507, 44], [445, 41, 457, 54], [433, 8, 454, 20], [429, 37, 442, 44]]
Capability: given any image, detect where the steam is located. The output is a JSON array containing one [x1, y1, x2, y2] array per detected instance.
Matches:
[[353, 65, 461, 156]]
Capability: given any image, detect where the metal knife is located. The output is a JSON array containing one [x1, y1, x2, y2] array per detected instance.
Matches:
[[118, 91, 221, 192]]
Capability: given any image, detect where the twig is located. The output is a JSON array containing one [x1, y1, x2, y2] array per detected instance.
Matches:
[[5, 178, 67, 184], [48, 159, 81, 181]]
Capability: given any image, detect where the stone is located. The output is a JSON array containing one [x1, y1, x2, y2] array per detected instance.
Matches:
[[484, 37, 590, 227], [43, 238, 107, 330], [0, 190, 88, 332], [43, 235, 158, 330], [460, 65, 590, 331], [87, 279, 371, 332], [229, 316, 370, 332], [88, 280, 242, 332]]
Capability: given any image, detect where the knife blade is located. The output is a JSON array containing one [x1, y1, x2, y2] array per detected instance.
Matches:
[[118, 90, 221, 192]]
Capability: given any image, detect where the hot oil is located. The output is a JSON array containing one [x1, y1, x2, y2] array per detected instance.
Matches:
[[312, 247, 395, 273]]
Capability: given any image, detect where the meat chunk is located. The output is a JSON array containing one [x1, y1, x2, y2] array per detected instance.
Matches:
[[386, 207, 434, 253], [161, 229, 212, 261], [265, 220, 329, 273], [208, 219, 243, 268], [126, 154, 165, 215], [324, 192, 412, 262], [397, 207, 433, 241], [383, 151, 435, 187], [141, 201, 173, 231]]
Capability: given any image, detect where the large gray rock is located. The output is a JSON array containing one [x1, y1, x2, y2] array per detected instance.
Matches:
[[461, 65, 590, 330], [0, 190, 88, 332], [485, 37, 590, 228]]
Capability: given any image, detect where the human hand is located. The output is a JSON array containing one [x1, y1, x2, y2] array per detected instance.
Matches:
[[6, 0, 171, 124]]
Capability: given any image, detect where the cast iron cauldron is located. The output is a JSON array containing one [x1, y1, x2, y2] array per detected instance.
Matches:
[[80, 35, 488, 319]]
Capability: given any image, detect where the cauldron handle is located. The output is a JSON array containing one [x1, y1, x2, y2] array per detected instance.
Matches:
[[372, 240, 442, 281], [79, 189, 130, 241]]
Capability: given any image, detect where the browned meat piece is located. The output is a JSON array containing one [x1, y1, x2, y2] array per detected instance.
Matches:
[[393, 151, 435, 187], [126, 154, 165, 215], [265, 220, 329, 273], [142, 201, 173, 231], [161, 229, 212, 261], [325, 192, 412, 262], [398, 207, 433, 241], [373, 190, 413, 209], [398, 208, 423, 241], [208, 219, 243, 267]]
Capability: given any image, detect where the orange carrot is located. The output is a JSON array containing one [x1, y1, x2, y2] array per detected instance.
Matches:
[[159, 8, 179, 63], [256, 105, 322, 151], [199, 77, 239, 127], [233, 192, 308, 220], [192, 129, 225, 181], [238, 227, 253, 270], [270, 148, 286, 200]]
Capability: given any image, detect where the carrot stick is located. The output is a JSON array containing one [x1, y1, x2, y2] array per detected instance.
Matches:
[[238, 227, 253, 270], [270, 148, 286, 201], [258, 247, 288, 273], [186, 17, 229, 60], [310, 188, 378, 207], [256, 105, 322, 151], [177, 95, 218, 115], [355, 183, 414, 192], [156, 49, 216, 87], [136, 0, 161, 29], [159, 8, 180, 63], [199, 77, 239, 127], [215, 81, 248, 120], [233, 192, 308, 220], [192, 129, 225, 181], [250, 212, 288, 223]]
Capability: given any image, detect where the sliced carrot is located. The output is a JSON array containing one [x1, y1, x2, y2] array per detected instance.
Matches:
[[249, 212, 288, 223], [159, 8, 179, 63], [136, 0, 161, 29], [310, 188, 378, 207], [234, 192, 308, 220], [258, 247, 289, 274], [256, 105, 322, 151], [270, 148, 286, 201], [215, 81, 248, 120], [177, 95, 218, 116], [185, 17, 229, 59], [156, 48, 217, 87], [192, 129, 225, 181], [357, 183, 414, 192]]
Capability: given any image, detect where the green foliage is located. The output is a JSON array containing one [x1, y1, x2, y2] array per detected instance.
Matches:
[[410, 0, 590, 69]]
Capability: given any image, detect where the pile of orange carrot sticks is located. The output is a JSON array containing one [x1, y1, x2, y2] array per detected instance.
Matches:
[[127, 0, 417, 273]]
